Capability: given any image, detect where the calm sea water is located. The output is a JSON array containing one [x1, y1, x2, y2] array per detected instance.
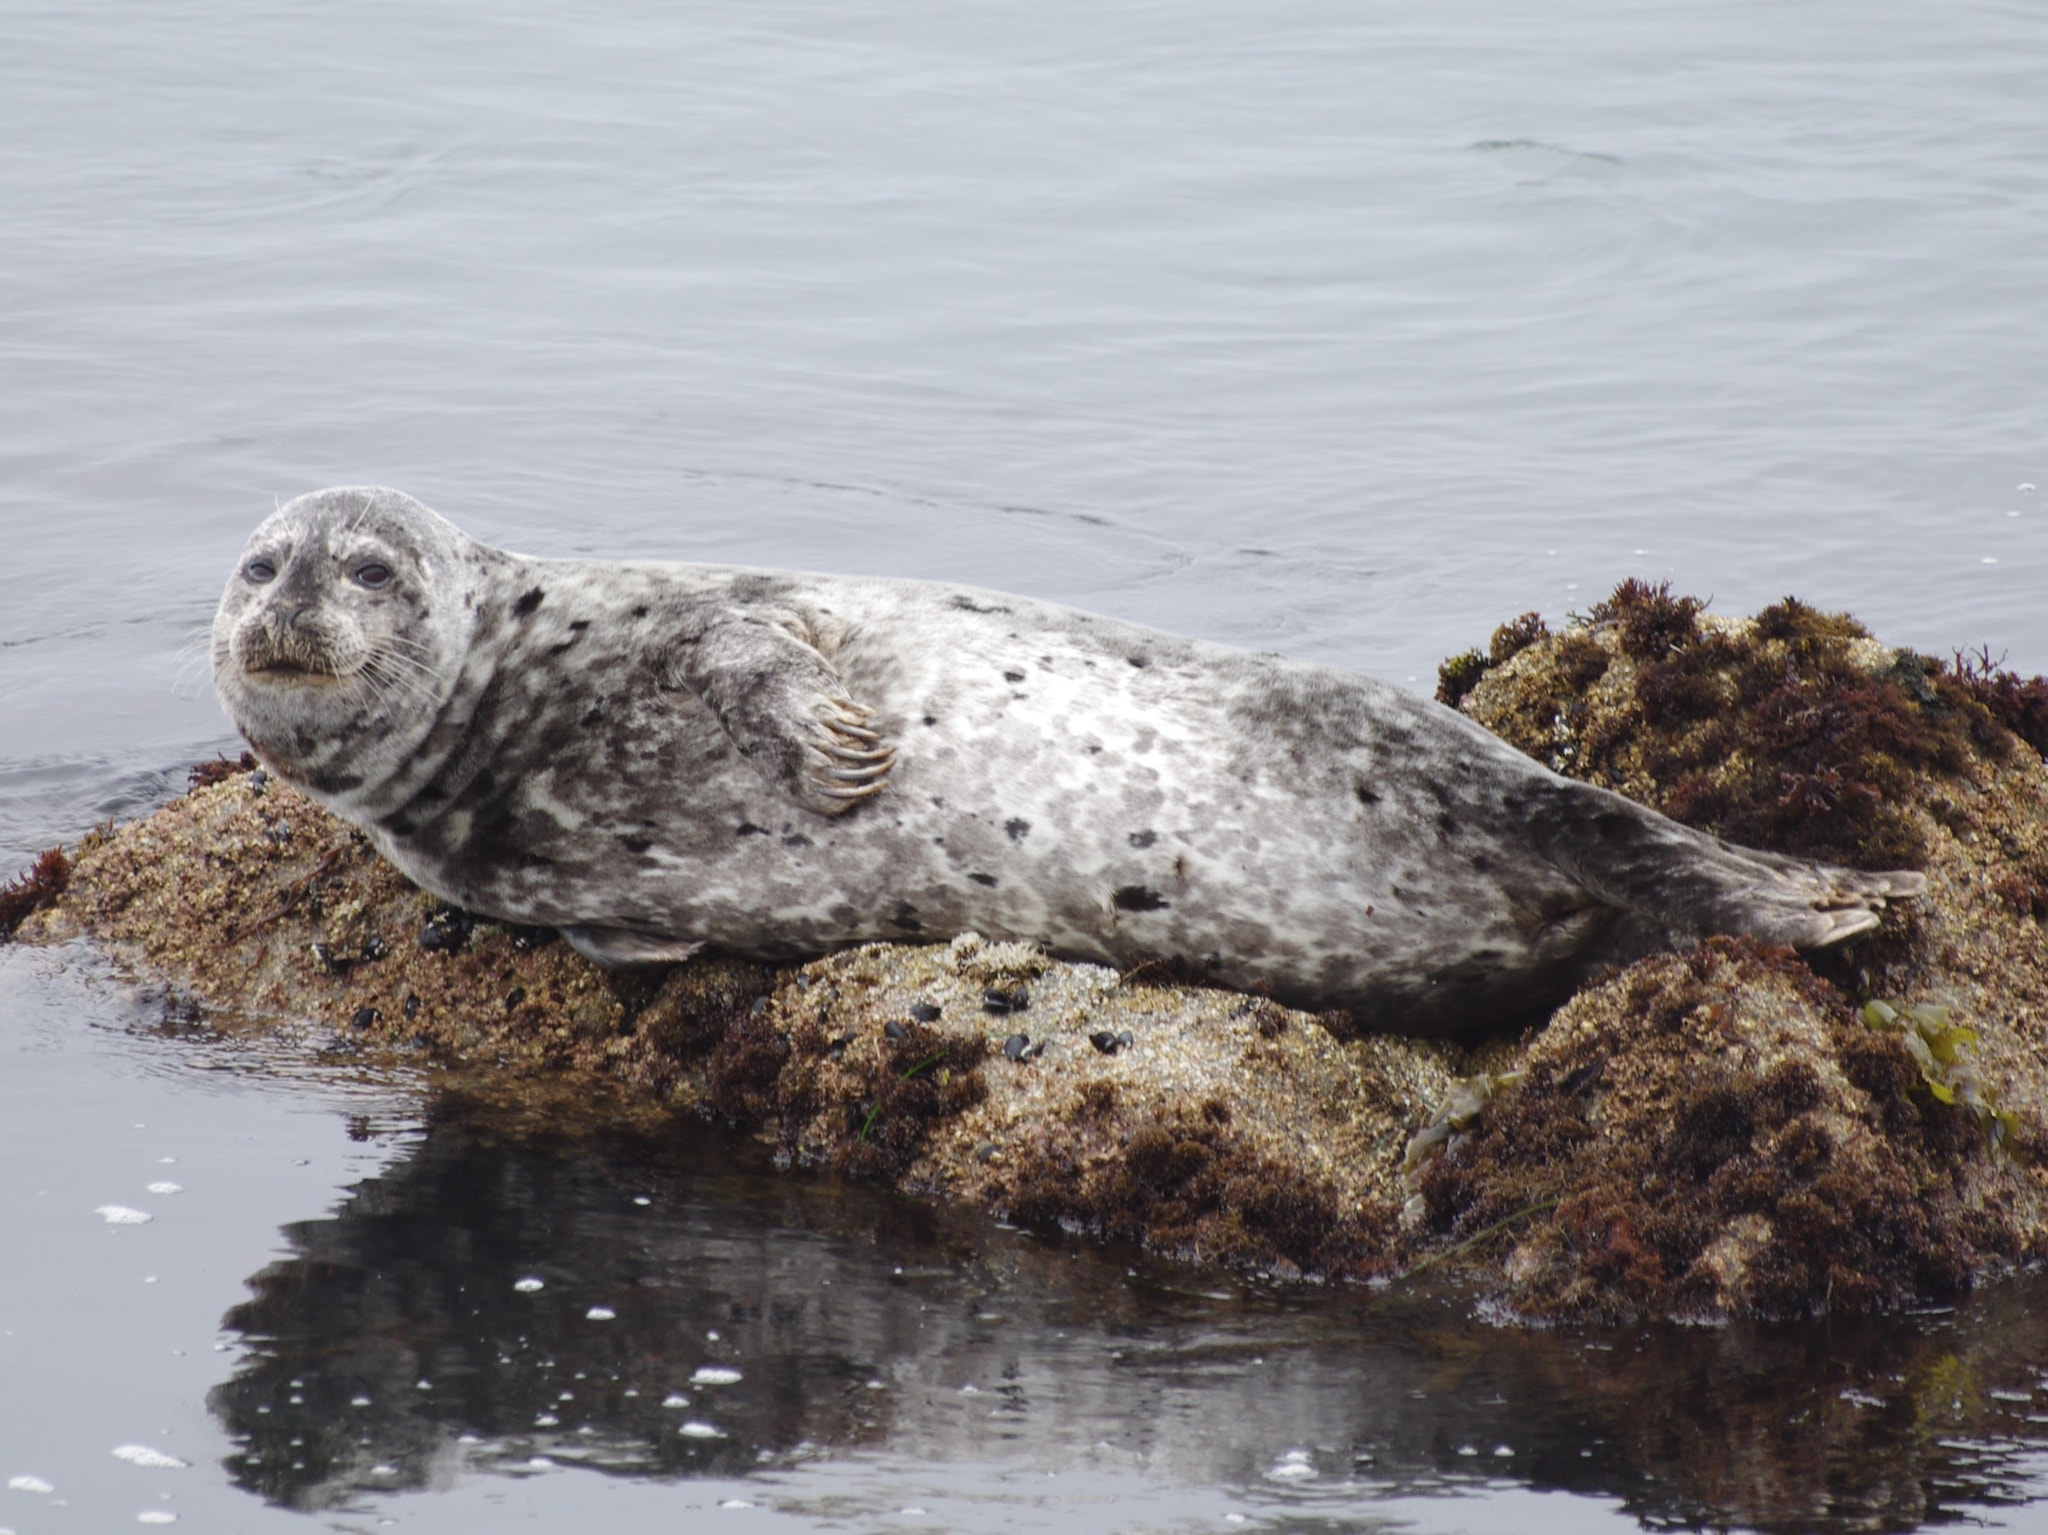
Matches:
[[3, 2, 2046, 1529]]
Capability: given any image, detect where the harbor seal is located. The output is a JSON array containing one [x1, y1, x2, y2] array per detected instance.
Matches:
[[210, 487, 1923, 1037]]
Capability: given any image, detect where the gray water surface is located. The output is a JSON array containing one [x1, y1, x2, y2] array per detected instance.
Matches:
[[4, 2, 2047, 1529]]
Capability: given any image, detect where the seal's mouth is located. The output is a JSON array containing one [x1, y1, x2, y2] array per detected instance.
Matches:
[[245, 657, 341, 682]]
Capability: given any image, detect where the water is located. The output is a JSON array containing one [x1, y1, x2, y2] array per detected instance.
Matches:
[[3, 1, 2046, 1528], [11, 944, 2048, 1534]]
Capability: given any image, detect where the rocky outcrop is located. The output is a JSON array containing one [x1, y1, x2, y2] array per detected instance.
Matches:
[[14, 583, 2048, 1321]]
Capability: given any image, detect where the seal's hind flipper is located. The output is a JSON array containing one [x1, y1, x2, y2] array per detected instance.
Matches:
[[560, 925, 706, 967], [1528, 777, 1925, 952], [668, 606, 896, 816], [1714, 862, 1924, 949]]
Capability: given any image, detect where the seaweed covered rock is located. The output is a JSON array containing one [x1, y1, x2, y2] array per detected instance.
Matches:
[[14, 581, 2048, 1321], [1414, 583, 2048, 1318], [1421, 938, 2010, 1319]]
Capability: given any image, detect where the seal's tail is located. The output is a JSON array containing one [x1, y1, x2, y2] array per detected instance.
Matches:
[[1529, 778, 1926, 951]]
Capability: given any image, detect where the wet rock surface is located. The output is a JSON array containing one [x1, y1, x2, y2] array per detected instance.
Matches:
[[15, 583, 2048, 1322]]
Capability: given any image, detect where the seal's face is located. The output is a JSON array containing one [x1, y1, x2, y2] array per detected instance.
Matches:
[[212, 487, 475, 799]]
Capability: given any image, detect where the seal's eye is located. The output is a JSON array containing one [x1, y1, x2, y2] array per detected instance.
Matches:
[[244, 559, 277, 584], [353, 562, 393, 590]]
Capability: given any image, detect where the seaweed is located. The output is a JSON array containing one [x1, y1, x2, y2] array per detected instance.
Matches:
[[1461, 579, 2016, 870], [1950, 645, 2048, 759], [1591, 578, 1703, 662], [0, 847, 70, 938], [1434, 648, 1491, 709], [1434, 613, 1553, 708], [832, 1020, 990, 1181], [188, 751, 259, 790], [1861, 999, 2021, 1154], [1489, 611, 1550, 665], [1001, 1109, 1386, 1278], [1414, 940, 1992, 1321]]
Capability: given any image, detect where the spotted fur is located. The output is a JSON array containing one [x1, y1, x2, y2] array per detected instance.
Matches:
[[212, 488, 1922, 1037]]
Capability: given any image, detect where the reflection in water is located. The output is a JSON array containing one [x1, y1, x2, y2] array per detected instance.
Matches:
[[212, 1099, 2048, 1530]]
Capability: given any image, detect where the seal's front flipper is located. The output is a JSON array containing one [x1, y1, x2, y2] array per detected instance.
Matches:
[[1528, 778, 1926, 950], [560, 925, 706, 967], [669, 608, 896, 816]]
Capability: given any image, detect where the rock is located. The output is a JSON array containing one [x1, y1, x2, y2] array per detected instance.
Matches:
[[12, 583, 2048, 1322], [416, 907, 472, 954]]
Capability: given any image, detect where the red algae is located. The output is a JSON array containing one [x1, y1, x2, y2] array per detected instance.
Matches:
[[0, 846, 70, 938]]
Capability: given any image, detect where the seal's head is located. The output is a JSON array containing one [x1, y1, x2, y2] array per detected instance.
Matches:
[[212, 487, 478, 804]]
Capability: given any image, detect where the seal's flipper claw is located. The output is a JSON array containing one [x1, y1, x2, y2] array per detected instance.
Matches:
[[1808, 906, 1882, 946], [667, 607, 897, 816], [800, 697, 896, 809], [819, 781, 887, 802], [821, 742, 894, 765]]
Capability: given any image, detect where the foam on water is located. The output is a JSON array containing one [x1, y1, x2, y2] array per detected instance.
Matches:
[[111, 1446, 188, 1470], [1265, 1450, 1316, 1481]]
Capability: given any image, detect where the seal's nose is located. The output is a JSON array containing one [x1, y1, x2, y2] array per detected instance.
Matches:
[[269, 602, 317, 630]]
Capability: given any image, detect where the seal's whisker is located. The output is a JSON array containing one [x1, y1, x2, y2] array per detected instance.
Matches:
[[372, 645, 442, 680], [363, 646, 441, 695], [361, 658, 398, 694], [172, 654, 216, 697], [362, 645, 433, 676], [361, 652, 437, 691], [172, 625, 225, 688], [355, 666, 419, 708], [341, 663, 398, 716], [344, 491, 375, 538], [369, 637, 437, 668]]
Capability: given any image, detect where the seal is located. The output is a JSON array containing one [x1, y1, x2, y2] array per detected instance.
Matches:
[[211, 487, 1923, 1036]]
